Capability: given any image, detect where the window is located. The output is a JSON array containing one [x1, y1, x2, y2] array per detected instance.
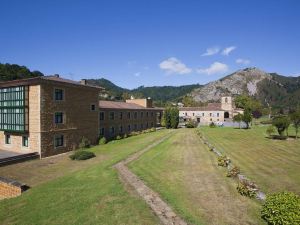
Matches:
[[22, 136, 28, 147], [99, 127, 105, 136], [134, 124, 137, 130], [217, 113, 219, 117], [119, 125, 123, 133], [5, 134, 11, 144], [134, 112, 137, 119], [127, 112, 131, 119], [202, 113, 204, 116], [119, 112, 123, 120], [99, 112, 104, 120], [110, 126, 115, 135], [54, 135, 64, 147], [185, 112, 187, 116], [151, 112, 154, 117], [55, 112, 64, 124], [141, 112, 143, 118], [193, 113, 195, 116], [109, 112, 115, 120], [209, 113, 212, 117], [146, 112, 149, 117], [128, 124, 131, 132], [91, 104, 96, 111], [54, 89, 64, 101]]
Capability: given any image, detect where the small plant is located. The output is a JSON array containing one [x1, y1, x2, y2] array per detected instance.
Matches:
[[227, 166, 240, 177], [261, 192, 300, 225], [78, 137, 91, 149], [70, 150, 95, 160], [217, 155, 231, 167], [99, 137, 107, 145], [150, 127, 156, 132], [209, 122, 217, 128], [116, 135, 122, 140], [123, 133, 128, 138], [236, 179, 257, 198], [186, 121, 196, 128], [266, 125, 276, 137]]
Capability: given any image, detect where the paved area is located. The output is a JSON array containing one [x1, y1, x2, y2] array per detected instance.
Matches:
[[114, 132, 187, 225], [0, 150, 22, 160]]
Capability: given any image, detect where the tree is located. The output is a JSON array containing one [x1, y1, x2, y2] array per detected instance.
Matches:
[[290, 110, 300, 139], [242, 109, 253, 129], [233, 113, 243, 129], [272, 115, 291, 137], [162, 107, 179, 129]]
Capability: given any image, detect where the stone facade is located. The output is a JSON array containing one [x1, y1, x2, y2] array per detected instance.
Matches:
[[99, 100, 162, 139]]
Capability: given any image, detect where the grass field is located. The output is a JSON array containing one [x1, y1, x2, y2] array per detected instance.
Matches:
[[129, 129, 265, 225], [0, 130, 171, 225], [200, 126, 300, 195]]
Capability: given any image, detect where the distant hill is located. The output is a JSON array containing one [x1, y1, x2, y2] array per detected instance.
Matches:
[[190, 67, 300, 110], [87, 78, 202, 105], [0, 63, 43, 81]]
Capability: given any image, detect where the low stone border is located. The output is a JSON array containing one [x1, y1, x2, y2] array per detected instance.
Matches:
[[114, 132, 188, 225], [196, 129, 266, 201]]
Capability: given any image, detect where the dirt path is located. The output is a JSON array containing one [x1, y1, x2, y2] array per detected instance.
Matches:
[[114, 132, 187, 225]]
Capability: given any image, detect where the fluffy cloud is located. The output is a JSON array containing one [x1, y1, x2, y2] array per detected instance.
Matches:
[[201, 47, 220, 56], [159, 57, 192, 74], [197, 62, 229, 75], [222, 46, 236, 55], [134, 72, 141, 77], [236, 58, 251, 65]]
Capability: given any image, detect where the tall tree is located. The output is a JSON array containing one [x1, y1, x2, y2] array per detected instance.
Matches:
[[290, 110, 300, 139]]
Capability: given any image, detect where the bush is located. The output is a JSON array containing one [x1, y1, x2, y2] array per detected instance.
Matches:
[[115, 135, 122, 140], [150, 127, 156, 132], [217, 155, 231, 167], [186, 121, 196, 128], [99, 137, 107, 145], [69, 150, 95, 160], [236, 179, 258, 198], [78, 137, 91, 149], [266, 125, 276, 137], [209, 122, 217, 128], [227, 166, 240, 177], [123, 133, 128, 138], [261, 192, 300, 225]]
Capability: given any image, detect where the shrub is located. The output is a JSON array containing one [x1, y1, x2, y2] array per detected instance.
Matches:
[[272, 115, 291, 136], [123, 133, 128, 138], [186, 121, 196, 128], [209, 122, 217, 128], [261, 192, 300, 225], [266, 125, 276, 137], [116, 135, 122, 140], [78, 137, 91, 149], [236, 179, 257, 198], [99, 137, 107, 145], [150, 127, 156, 132], [70, 150, 95, 160], [217, 155, 231, 167], [227, 166, 240, 177]]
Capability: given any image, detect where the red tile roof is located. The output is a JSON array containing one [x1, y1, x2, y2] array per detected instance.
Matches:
[[99, 100, 163, 110]]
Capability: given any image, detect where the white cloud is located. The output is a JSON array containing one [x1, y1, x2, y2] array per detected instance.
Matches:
[[159, 57, 192, 74], [201, 47, 220, 56], [134, 72, 141, 77], [236, 58, 250, 65], [222, 46, 236, 55], [197, 62, 229, 75]]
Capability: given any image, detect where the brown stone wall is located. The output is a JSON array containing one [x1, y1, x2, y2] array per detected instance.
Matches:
[[99, 109, 160, 139], [40, 81, 99, 157], [0, 181, 22, 199]]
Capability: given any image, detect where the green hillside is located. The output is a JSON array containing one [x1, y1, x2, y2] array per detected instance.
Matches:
[[0, 63, 43, 81]]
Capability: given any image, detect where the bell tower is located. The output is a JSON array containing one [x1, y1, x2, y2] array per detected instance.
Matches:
[[221, 96, 232, 111]]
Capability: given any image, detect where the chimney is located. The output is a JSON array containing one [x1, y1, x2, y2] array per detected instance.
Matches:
[[80, 79, 87, 85]]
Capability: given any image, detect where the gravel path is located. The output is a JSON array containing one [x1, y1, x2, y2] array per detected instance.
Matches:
[[114, 132, 187, 225]]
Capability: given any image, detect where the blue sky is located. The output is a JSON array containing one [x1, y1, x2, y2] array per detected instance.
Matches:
[[1, 0, 300, 88]]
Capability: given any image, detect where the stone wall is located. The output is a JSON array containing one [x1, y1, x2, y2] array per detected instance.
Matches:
[[40, 81, 100, 157]]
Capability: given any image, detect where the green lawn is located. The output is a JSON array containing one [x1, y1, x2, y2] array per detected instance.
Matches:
[[0, 130, 171, 225], [200, 126, 300, 195], [129, 129, 265, 225]]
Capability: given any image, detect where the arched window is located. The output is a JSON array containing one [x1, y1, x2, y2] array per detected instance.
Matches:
[[224, 111, 229, 118]]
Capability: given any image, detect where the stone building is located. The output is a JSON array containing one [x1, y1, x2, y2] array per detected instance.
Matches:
[[0, 76, 163, 158], [179, 96, 243, 125], [99, 98, 162, 139]]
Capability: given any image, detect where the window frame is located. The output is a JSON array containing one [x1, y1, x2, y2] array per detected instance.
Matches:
[[22, 136, 29, 147], [54, 88, 64, 101], [109, 111, 115, 120], [5, 134, 11, 145], [99, 111, 105, 121], [54, 112, 64, 124], [54, 134, 64, 148]]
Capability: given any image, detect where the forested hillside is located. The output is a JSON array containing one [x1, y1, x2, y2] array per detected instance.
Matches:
[[0, 63, 43, 81]]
